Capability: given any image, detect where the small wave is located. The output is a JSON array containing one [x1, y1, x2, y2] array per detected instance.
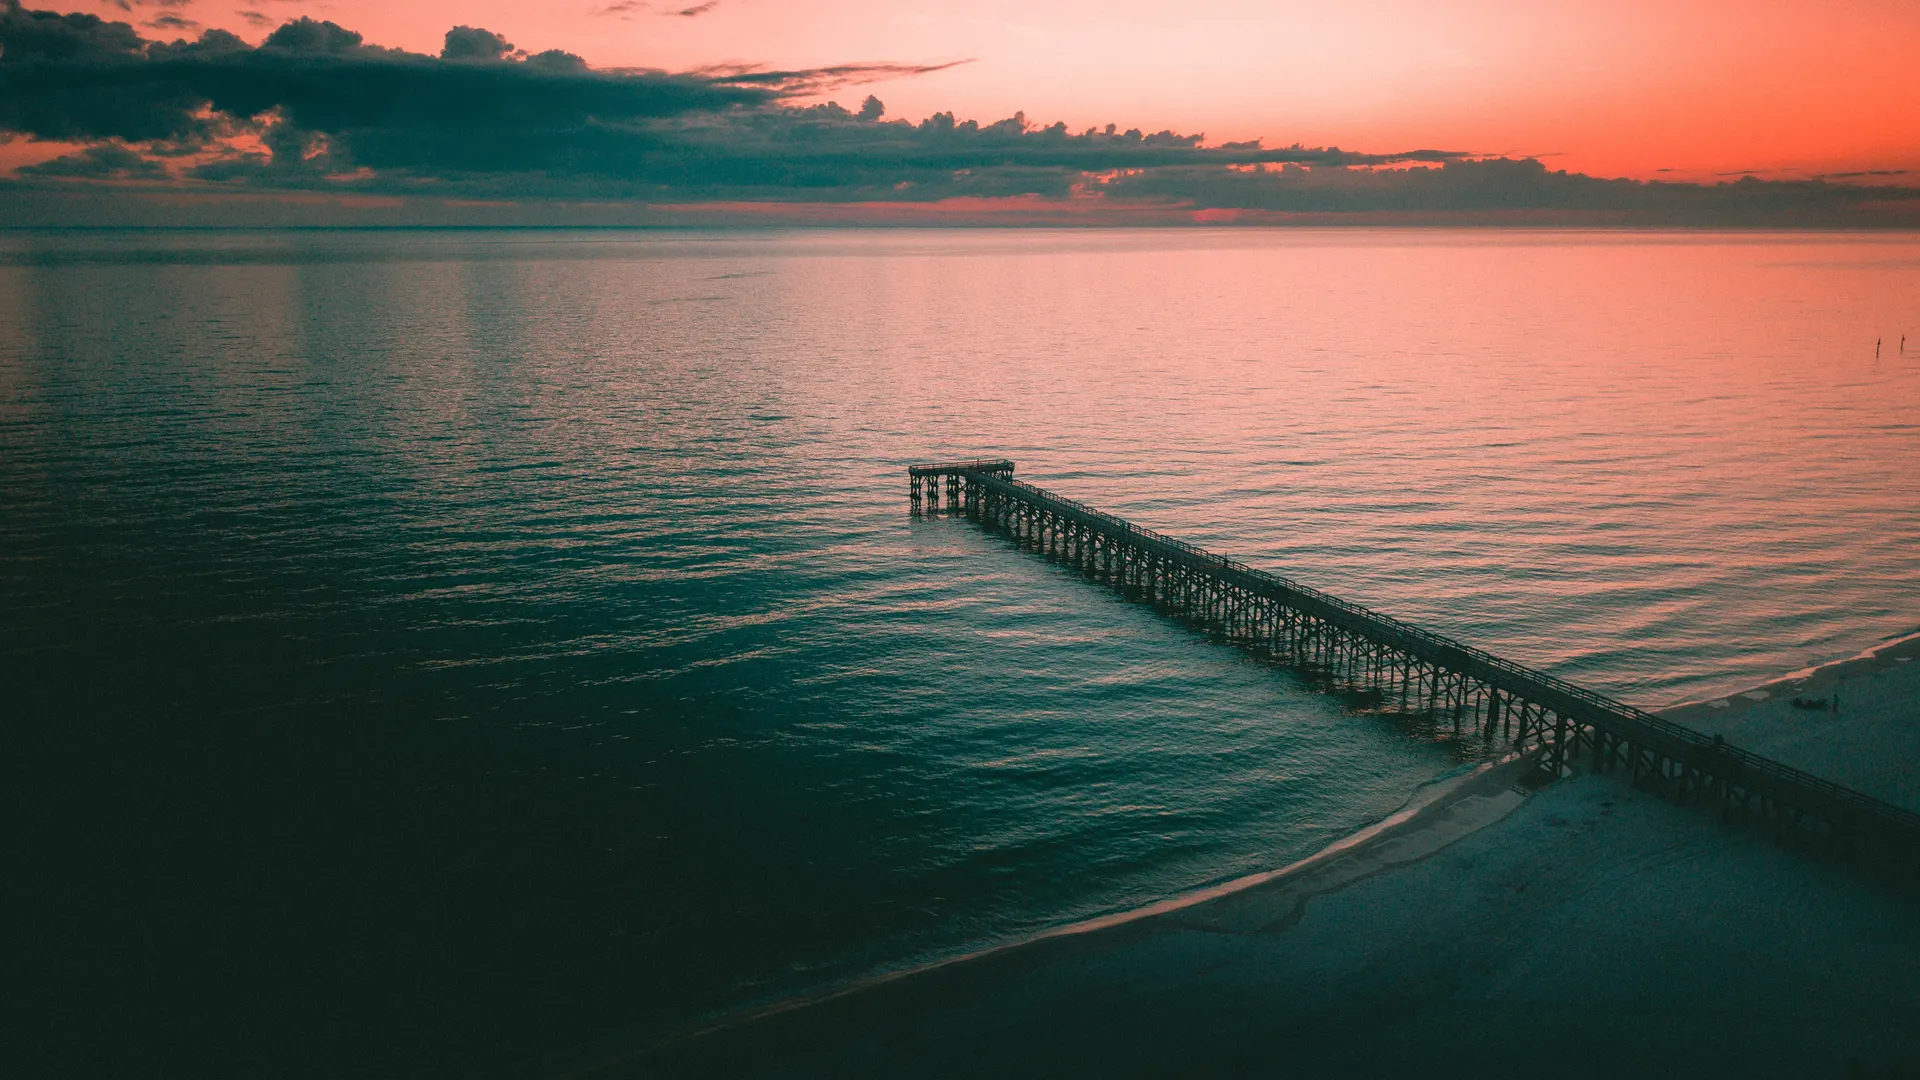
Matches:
[[1663, 623, 1920, 711], [623, 749, 1534, 1064]]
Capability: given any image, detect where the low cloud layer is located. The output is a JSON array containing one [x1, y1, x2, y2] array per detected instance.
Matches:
[[3, 1, 1917, 226]]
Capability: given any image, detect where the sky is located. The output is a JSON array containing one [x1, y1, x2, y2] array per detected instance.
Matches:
[[3, 0, 1919, 226], [67, 0, 1920, 181]]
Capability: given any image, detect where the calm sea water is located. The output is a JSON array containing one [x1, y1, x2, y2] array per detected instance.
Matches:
[[4, 229, 1918, 1076]]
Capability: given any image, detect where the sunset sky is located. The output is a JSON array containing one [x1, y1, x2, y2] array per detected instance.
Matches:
[[71, 0, 1920, 180]]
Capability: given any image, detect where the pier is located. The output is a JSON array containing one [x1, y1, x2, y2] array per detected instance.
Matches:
[[910, 459, 1920, 871]]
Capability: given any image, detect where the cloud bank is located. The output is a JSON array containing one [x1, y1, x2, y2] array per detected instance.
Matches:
[[3, 2, 1917, 226]]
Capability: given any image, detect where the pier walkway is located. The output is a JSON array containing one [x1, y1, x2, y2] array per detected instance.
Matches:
[[909, 458, 1920, 870]]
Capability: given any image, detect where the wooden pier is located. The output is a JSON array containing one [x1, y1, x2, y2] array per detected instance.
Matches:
[[910, 458, 1920, 871]]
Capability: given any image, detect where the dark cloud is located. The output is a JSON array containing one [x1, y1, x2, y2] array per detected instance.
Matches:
[[19, 141, 166, 177], [1, 3, 145, 61], [669, 2, 718, 15], [523, 48, 587, 73], [708, 59, 969, 96], [3, 3, 1915, 226], [441, 25, 512, 62], [259, 15, 368, 55], [1093, 157, 1920, 226], [143, 13, 193, 31], [0, 6, 775, 147]]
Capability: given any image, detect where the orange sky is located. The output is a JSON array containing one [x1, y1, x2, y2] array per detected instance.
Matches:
[[75, 0, 1920, 180]]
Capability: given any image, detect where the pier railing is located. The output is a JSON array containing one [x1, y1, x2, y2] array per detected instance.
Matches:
[[909, 458, 1920, 868]]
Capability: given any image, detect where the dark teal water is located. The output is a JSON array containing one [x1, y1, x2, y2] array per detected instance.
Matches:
[[4, 229, 1918, 1077]]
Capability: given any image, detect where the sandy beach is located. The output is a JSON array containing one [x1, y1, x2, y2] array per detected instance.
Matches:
[[624, 641, 1920, 1079], [1663, 629, 1920, 812]]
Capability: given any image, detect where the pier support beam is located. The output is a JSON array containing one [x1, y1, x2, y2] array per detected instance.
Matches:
[[906, 458, 1920, 874]]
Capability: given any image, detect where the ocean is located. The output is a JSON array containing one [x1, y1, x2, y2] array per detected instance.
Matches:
[[3, 228, 1917, 1076]]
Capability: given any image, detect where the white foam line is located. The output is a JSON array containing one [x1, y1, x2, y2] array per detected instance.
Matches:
[[1776, 627, 1920, 683], [1043, 755, 1513, 938], [1665, 625, 1920, 712], [644, 751, 1525, 1052]]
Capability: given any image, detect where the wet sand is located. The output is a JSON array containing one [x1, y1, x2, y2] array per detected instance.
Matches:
[[1663, 628, 1920, 811], [620, 643, 1920, 1079]]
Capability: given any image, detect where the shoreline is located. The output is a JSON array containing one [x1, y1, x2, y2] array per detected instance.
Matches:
[[621, 632, 1920, 1075], [641, 761, 1920, 1078], [599, 748, 1545, 1072], [1012, 744, 1544, 940], [1663, 625, 1920, 716], [1658, 625, 1920, 812]]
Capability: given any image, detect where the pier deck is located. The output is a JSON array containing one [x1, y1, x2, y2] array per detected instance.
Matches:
[[909, 458, 1920, 871]]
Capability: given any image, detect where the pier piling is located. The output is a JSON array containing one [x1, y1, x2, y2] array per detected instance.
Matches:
[[909, 458, 1920, 874]]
